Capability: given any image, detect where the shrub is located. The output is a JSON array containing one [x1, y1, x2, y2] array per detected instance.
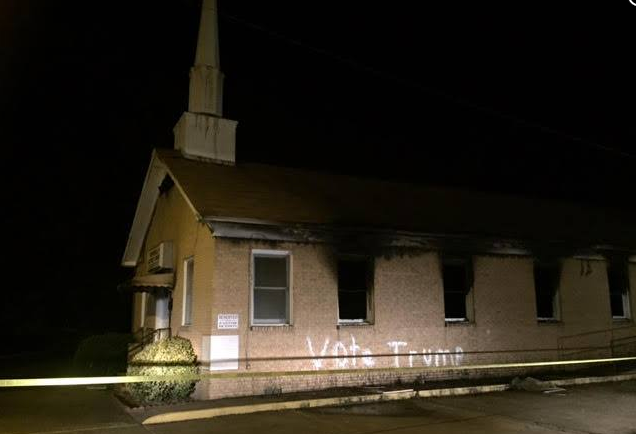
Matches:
[[126, 337, 199, 404], [73, 333, 133, 376]]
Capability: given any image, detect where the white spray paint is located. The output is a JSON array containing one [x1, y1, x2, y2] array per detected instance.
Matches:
[[349, 335, 360, 367], [408, 350, 418, 368], [306, 337, 329, 370], [332, 341, 349, 368], [387, 341, 407, 367], [436, 349, 450, 366], [454, 347, 464, 365], [422, 349, 433, 367], [361, 349, 375, 367], [306, 336, 463, 370]]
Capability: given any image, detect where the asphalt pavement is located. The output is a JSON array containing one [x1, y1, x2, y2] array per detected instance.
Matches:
[[1, 381, 635, 434]]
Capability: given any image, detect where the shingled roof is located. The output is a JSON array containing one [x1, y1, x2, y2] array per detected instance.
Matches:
[[167, 149, 636, 241], [122, 148, 636, 266]]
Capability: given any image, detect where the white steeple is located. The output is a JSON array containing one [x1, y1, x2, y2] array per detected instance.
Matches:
[[194, 0, 220, 68], [190, 0, 222, 116], [174, 0, 237, 164]]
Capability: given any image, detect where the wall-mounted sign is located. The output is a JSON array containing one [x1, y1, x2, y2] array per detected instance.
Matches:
[[217, 313, 239, 329]]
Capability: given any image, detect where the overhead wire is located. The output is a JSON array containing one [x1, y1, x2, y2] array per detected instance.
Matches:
[[220, 12, 636, 160]]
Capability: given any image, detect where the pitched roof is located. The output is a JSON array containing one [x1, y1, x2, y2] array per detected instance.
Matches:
[[123, 148, 636, 266], [156, 149, 636, 246]]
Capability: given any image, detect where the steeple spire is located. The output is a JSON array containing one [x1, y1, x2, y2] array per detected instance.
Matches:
[[195, 0, 220, 68], [189, 0, 223, 116], [174, 0, 237, 164]]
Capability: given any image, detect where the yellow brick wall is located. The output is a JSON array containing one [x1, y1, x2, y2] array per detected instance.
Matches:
[[131, 199, 636, 399], [130, 186, 215, 357], [196, 240, 635, 399]]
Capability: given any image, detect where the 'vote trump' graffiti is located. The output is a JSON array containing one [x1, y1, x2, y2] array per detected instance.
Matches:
[[306, 335, 463, 370]]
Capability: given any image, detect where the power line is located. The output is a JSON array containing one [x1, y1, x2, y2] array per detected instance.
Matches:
[[221, 12, 636, 160]]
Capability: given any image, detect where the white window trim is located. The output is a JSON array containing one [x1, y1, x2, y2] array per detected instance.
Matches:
[[613, 291, 632, 320], [182, 257, 194, 326], [250, 249, 292, 326], [608, 261, 632, 320], [338, 318, 368, 324], [445, 317, 468, 323]]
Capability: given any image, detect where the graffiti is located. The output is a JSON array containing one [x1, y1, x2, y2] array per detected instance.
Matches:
[[306, 335, 375, 370], [361, 349, 375, 367], [419, 347, 464, 367], [332, 341, 348, 368], [408, 350, 418, 368], [306, 335, 463, 370], [387, 341, 407, 367], [305, 336, 330, 369]]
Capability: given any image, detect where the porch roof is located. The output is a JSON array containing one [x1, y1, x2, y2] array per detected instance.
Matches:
[[119, 273, 174, 292]]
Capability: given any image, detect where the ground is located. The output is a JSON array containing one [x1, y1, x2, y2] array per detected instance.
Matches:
[[1, 381, 635, 434]]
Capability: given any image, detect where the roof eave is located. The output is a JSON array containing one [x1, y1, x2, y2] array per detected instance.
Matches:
[[203, 217, 636, 258], [122, 150, 205, 267], [121, 150, 166, 267]]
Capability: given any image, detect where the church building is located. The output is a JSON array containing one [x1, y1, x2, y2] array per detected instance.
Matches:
[[122, 0, 636, 399]]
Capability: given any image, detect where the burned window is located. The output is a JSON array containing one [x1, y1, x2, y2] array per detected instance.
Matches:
[[607, 260, 631, 319], [182, 257, 194, 326], [252, 251, 290, 325], [442, 258, 473, 322], [338, 257, 373, 322], [534, 262, 560, 321]]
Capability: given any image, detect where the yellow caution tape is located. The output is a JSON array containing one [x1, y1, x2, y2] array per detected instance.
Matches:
[[1, 356, 635, 387]]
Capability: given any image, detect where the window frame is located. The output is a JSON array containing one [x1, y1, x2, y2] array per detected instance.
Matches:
[[441, 256, 474, 323], [250, 249, 292, 326], [607, 260, 632, 320], [182, 256, 194, 326], [533, 261, 561, 322], [336, 255, 374, 325]]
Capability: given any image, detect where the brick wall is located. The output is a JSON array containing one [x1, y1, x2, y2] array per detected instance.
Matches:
[[132, 191, 635, 400], [195, 239, 634, 399], [131, 187, 215, 357]]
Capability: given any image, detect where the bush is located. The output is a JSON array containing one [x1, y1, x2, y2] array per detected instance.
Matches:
[[73, 333, 133, 376], [126, 337, 199, 404]]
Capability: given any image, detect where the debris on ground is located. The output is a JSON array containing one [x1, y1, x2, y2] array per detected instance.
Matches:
[[510, 377, 567, 394], [542, 387, 567, 394]]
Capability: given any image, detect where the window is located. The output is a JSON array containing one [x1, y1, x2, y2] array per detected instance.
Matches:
[[534, 262, 560, 321], [442, 258, 473, 322], [607, 260, 631, 319], [182, 257, 194, 326], [338, 257, 373, 323], [252, 250, 290, 325]]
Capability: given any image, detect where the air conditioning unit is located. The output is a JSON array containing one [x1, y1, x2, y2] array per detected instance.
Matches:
[[147, 242, 173, 272]]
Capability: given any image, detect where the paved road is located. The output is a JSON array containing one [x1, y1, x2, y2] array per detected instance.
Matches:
[[0, 386, 144, 434], [1, 381, 635, 434]]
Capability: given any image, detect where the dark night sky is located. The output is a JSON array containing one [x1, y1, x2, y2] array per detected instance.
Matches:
[[1, 1, 635, 348]]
